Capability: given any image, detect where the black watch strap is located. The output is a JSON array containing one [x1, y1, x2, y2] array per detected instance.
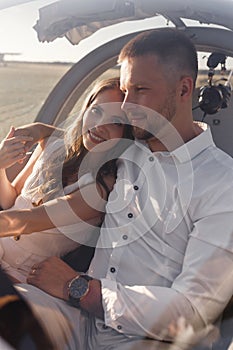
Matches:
[[81, 275, 93, 282]]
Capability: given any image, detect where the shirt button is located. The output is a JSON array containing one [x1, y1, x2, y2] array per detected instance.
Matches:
[[128, 213, 133, 218], [110, 267, 116, 273], [133, 185, 139, 191], [117, 325, 122, 330], [122, 235, 128, 240], [149, 156, 154, 162]]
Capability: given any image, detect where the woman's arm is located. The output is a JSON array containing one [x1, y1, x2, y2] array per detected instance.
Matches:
[[0, 178, 113, 238], [0, 122, 64, 209]]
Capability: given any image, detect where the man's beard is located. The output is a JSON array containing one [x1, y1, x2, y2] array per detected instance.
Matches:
[[133, 126, 154, 140], [133, 90, 177, 141]]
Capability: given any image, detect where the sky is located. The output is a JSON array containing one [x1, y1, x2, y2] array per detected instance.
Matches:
[[0, 0, 233, 70], [0, 0, 169, 63], [0, 0, 82, 62]]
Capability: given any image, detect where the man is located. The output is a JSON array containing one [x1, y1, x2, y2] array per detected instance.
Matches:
[[17, 28, 233, 349]]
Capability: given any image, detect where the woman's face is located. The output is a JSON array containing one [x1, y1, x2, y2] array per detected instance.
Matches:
[[82, 89, 127, 152]]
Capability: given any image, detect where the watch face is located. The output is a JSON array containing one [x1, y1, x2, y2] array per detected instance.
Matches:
[[69, 277, 88, 300]]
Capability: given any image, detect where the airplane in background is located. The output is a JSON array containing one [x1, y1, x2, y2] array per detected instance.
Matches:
[[0, 52, 21, 66]]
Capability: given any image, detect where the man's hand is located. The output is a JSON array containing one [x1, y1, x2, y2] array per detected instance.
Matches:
[[28, 256, 104, 319], [27, 257, 78, 300]]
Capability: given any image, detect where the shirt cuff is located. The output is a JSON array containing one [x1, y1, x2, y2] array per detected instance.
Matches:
[[100, 278, 199, 340]]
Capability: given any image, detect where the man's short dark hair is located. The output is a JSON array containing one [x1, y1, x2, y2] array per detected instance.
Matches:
[[118, 28, 198, 85]]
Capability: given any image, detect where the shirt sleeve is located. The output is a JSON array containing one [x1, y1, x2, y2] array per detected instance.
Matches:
[[101, 212, 233, 340], [101, 278, 202, 340], [173, 212, 233, 324]]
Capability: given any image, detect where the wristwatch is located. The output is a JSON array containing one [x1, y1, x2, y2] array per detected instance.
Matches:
[[68, 274, 93, 308]]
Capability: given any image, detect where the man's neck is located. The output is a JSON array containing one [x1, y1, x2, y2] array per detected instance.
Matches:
[[146, 122, 205, 153]]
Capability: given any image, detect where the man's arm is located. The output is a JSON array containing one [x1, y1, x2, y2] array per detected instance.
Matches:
[[26, 217, 233, 341], [27, 256, 104, 320], [26, 254, 200, 340]]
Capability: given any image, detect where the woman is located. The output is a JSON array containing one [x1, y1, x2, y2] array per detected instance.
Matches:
[[0, 77, 133, 283]]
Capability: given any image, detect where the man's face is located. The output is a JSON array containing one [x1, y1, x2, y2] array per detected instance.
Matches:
[[120, 54, 178, 141]]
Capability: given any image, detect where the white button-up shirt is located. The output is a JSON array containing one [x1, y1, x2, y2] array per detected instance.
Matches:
[[88, 127, 233, 341]]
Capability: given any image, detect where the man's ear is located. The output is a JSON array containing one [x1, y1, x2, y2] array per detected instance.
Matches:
[[179, 76, 193, 98]]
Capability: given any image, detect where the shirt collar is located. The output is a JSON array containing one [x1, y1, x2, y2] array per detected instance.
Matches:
[[170, 126, 215, 163]]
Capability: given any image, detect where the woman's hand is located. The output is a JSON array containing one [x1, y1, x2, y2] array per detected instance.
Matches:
[[14, 122, 64, 150], [0, 127, 33, 169]]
